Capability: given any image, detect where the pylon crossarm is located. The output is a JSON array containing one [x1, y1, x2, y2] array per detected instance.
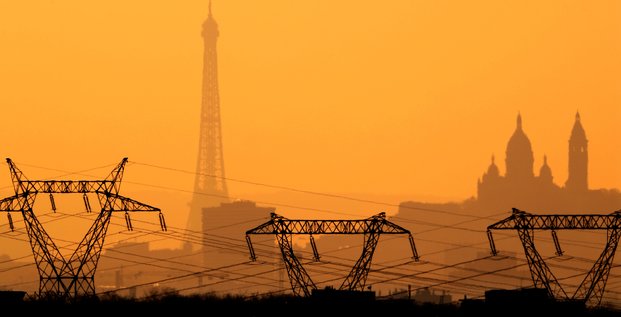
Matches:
[[573, 228, 621, 306], [247, 212, 412, 235], [5, 158, 126, 195], [487, 211, 520, 230], [245, 217, 277, 235], [0, 194, 28, 211], [379, 218, 413, 234], [279, 218, 372, 234], [99, 193, 160, 212], [10, 180, 111, 194], [489, 208, 621, 230], [519, 214, 615, 229]]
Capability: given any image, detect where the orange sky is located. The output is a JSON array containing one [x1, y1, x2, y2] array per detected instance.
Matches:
[[0, 1, 620, 239]]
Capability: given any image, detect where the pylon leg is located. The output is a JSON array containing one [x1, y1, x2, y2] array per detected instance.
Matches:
[[573, 228, 621, 306], [339, 232, 380, 291], [63, 205, 114, 296], [275, 233, 315, 296], [21, 207, 70, 296], [517, 228, 567, 300]]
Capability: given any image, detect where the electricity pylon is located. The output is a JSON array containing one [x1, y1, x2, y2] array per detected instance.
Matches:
[[246, 212, 419, 297], [487, 208, 621, 306], [0, 158, 166, 298]]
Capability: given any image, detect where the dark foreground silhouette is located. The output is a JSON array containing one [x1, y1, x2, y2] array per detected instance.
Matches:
[[2, 291, 619, 317]]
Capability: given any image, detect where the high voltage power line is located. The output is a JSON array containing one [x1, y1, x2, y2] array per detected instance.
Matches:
[[4, 218, 621, 305], [0, 160, 619, 306]]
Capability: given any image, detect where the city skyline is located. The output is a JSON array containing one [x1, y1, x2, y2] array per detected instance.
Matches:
[[0, 1, 618, 205], [0, 1, 619, 307]]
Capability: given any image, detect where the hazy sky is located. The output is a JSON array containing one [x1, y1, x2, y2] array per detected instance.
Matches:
[[0, 1, 619, 222]]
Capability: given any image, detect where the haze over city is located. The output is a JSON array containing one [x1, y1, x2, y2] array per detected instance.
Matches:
[[0, 0, 619, 313]]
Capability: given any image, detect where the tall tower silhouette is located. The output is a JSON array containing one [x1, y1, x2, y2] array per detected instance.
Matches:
[[566, 112, 588, 192], [187, 2, 229, 234]]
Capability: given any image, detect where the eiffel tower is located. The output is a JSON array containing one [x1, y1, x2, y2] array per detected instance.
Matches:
[[186, 1, 229, 236]]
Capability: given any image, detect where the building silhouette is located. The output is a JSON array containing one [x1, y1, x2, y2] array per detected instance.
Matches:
[[391, 112, 621, 298], [399, 112, 620, 217], [201, 200, 280, 294], [187, 2, 230, 235], [566, 112, 588, 192], [96, 241, 196, 297], [474, 112, 619, 213], [202, 201, 275, 270]]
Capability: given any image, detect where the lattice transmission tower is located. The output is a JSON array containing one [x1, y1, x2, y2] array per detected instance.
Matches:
[[0, 158, 166, 298], [187, 1, 229, 235], [246, 212, 419, 296], [487, 208, 621, 306]]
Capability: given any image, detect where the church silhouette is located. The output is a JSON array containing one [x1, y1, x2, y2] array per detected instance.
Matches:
[[392, 112, 621, 292], [305, 112, 620, 296], [401, 112, 621, 216]]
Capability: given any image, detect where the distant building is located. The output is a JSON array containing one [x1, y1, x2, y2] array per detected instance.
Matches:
[[413, 287, 452, 304], [311, 286, 376, 302], [202, 200, 275, 268], [201, 200, 279, 293], [93, 200, 278, 297], [395, 112, 621, 297], [387, 286, 452, 304], [402, 112, 621, 216], [96, 241, 198, 297], [305, 112, 621, 298], [474, 112, 618, 213]]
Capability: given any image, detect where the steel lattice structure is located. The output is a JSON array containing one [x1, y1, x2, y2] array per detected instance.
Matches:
[[186, 2, 229, 234], [487, 208, 621, 306], [246, 212, 419, 297], [0, 158, 166, 298]]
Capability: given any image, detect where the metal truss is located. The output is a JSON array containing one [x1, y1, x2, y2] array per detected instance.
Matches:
[[487, 208, 621, 306], [246, 212, 419, 296], [0, 158, 166, 298]]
